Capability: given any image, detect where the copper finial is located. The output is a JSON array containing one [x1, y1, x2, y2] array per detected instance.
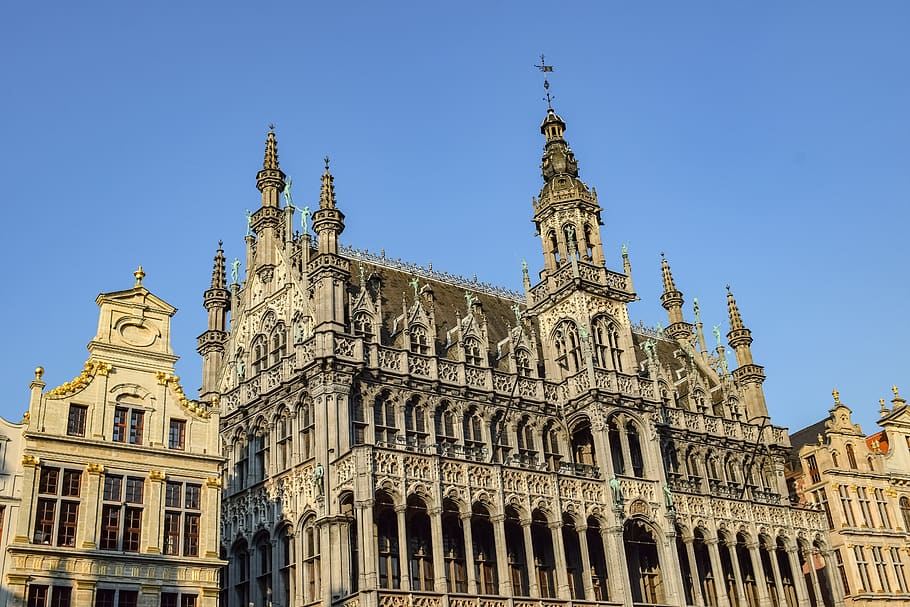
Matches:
[[134, 265, 146, 286]]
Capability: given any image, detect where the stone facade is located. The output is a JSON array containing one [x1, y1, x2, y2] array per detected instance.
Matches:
[[214, 108, 843, 607], [4, 273, 224, 607], [789, 390, 910, 606], [0, 414, 26, 602]]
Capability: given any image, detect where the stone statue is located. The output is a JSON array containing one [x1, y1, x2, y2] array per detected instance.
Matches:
[[236, 359, 245, 381], [465, 291, 476, 309], [231, 258, 241, 284], [621, 242, 628, 256], [294, 322, 303, 344], [712, 324, 722, 346], [245, 209, 253, 236], [283, 177, 293, 208], [313, 462, 324, 497], [410, 277, 420, 299], [643, 339, 656, 360], [610, 474, 623, 507], [511, 303, 522, 324], [579, 324, 589, 342], [663, 484, 675, 511]]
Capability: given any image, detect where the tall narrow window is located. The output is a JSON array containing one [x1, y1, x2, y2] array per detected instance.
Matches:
[[900, 496, 910, 531], [846, 444, 858, 469], [835, 549, 850, 596], [857, 487, 874, 527], [874, 488, 891, 529], [34, 467, 81, 547], [554, 321, 581, 374], [872, 546, 891, 592], [854, 546, 871, 592], [300, 399, 315, 459], [838, 485, 855, 527], [353, 312, 374, 342], [405, 398, 429, 450], [410, 325, 430, 355], [464, 337, 484, 366], [376, 500, 400, 589], [351, 394, 366, 446], [515, 348, 533, 377], [67, 404, 87, 437], [252, 336, 267, 375], [270, 324, 287, 366], [100, 475, 144, 552], [408, 500, 434, 591], [169, 419, 186, 450], [891, 547, 908, 593], [813, 489, 834, 529], [374, 393, 398, 445], [163, 481, 201, 556], [805, 455, 820, 483], [276, 414, 292, 471]]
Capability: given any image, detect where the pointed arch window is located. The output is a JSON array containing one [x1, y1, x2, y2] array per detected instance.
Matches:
[[276, 412, 291, 471], [374, 392, 398, 446], [464, 407, 484, 456], [572, 422, 596, 468], [298, 399, 314, 460], [464, 337, 484, 366], [554, 321, 581, 374], [251, 336, 267, 375], [516, 416, 537, 464], [254, 533, 272, 606], [548, 230, 560, 266], [351, 393, 366, 446], [441, 501, 467, 593], [410, 324, 430, 355], [270, 324, 286, 367], [276, 525, 294, 607], [375, 494, 400, 589], [405, 397, 428, 450], [592, 315, 624, 370], [846, 444, 858, 469], [542, 420, 562, 472], [435, 402, 458, 449], [515, 348, 533, 377], [407, 498, 434, 591], [472, 505, 498, 594], [302, 518, 321, 602], [627, 421, 644, 478], [353, 311, 374, 342]]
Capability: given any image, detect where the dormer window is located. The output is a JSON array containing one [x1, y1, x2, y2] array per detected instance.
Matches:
[[353, 312, 374, 342], [515, 348, 533, 377], [410, 325, 429, 356], [464, 337, 483, 366]]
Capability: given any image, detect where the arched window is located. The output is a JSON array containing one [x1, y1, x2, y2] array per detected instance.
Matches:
[[571, 422, 596, 469], [542, 420, 562, 472], [340, 495, 358, 592], [587, 517, 610, 600], [472, 504, 498, 594], [375, 493, 400, 589], [299, 398, 314, 460], [441, 500, 467, 593], [407, 497, 434, 591], [706, 453, 720, 482], [233, 435, 249, 492], [276, 412, 291, 471], [353, 311, 373, 342], [608, 418, 625, 476], [490, 410, 510, 463], [410, 324, 430, 355], [464, 337, 484, 366], [663, 441, 680, 477], [712, 398, 725, 418], [563, 514, 585, 599], [435, 402, 458, 449], [276, 525, 294, 607], [350, 393, 366, 446], [846, 444, 858, 469], [504, 508, 529, 595], [554, 321, 582, 374], [531, 510, 556, 597], [253, 428, 269, 481], [270, 323, 286, 367], [254, 533, 272, 607], [464, 407, 484, 456], [252, 336, 267, 375], [900, 496, 910, 531], [302, 518, 321, 601], [625, 520, 664, 604], [404, 397, 428, 450], [592, 316, 623, 371], [231, 539, 250, 607], [686, 451, 702, 485], [831, 451, 839, 468], [374, 392, 397, 445], [515, 348, 533, 377], [516, 416, 536, 464], [725, 456, 740, 486], [627, 422, 644, 478]]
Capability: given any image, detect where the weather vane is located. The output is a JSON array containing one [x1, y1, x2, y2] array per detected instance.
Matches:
[[535, 53, 555, 109]]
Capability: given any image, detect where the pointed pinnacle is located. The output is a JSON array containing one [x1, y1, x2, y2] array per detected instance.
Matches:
[[319, 159, 337, 209], [263, 130, 280, 171], [212, 243, 227, 290], [660, 254, 677, 294], [726, 287, 745, 331]]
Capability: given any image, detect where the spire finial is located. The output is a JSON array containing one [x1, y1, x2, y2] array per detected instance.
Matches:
[[211, 243, 227, 290], [319, 156, 337, 209], [263, 129, 279, 171], [832, 388, 840, 404], [535, 53, 555, 109], [892, 385, 901, 398], [134, 265, 145, 287], [660, 254, 677, 293], [726, 286, 744, 331]]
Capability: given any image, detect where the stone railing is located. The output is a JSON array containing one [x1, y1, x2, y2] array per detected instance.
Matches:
[[662, 409, 789, 447]]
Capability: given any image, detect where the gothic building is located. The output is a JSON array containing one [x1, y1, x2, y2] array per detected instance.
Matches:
[[213, 104, 844, 607], [5, 272, 224, 607], [788, 388, 910, 605]]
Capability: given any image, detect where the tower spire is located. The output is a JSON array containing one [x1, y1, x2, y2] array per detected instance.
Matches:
[[198, 241, 230, 400], [255, 128, 287, 209], [311, 156, 345, 256], [319, 156, 337, 209], [659, 254, 692, 340], [725, 286, 768, 419]]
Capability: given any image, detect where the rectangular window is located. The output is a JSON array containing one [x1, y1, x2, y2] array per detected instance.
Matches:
[[858, 487, 874, 527], [113, 407, 144, 445], [892, 547, 908, 593], [874, 488, 891, 528], [805, 455, 820, 483], [812, 489, 834, 529], [854, 545, 871, 591], [168, 419, 186, 450], [34, 467, 81, 547], [94, 589, 115, 607], [162, 481, 202, 556], [100, 474, 144, 552], [835, 549, 850, 596], [872, 546, 891, 592], [67, 404, 87, 437], [838, 485, 855, 527], [95, 589, 137, 607], [28, 586, 70, 607]]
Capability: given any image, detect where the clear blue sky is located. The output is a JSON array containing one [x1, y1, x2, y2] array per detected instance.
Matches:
[[2, 2, 908, 436]]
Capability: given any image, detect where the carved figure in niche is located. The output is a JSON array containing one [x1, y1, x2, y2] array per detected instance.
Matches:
[[610, 474, 623, 507], [236, 359, 245, 381], [663, 484, 675, 512], [294, 322, 303, 344], [313, 462, 324, 497]]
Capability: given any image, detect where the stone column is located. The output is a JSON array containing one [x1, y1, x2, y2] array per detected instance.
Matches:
[[767, 546, 788, 607], [395, 504, 411, 591], [821, 550, 846, 607], [618, 416, 634, 475], [146, 470, 166, 554], [705, 539, 732, 607], [79, 463, 104, 549], [725, 539, 748, 607], [577, 524, 595, 601], [804, 548, 824, 607], [604, 523, 632, 606], [660, 527, 684, 607], [787, 548, 811, 606], [492, 513, 513, 597], [461, 512, 478, 595], [522, 518, 540, 597], [684, 538, 705, 606], [746, 541, 771, 607], [357, 499, 376, 590], [15, 457, 39, 543], [429, 507, 447, 593], [550, 520, 570, 599], [202, 478, 222, 558]]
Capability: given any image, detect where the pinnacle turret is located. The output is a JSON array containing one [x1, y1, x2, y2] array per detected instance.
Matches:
[[659, 254, 691, 340], [255, 129, 287, 209], [540, 109, 579, 183], [210, 241, 227, 291], [725, 286, 768, 419], [311, 156, 345, 257], [319, 157, 337, 209]]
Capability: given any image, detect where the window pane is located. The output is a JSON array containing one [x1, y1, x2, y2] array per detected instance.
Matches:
[[38, 468, 59, 495], [169, 419, 186, 450], [67, 405, 87, 437], [61, 471, 81, 497], [165, 482, 182, 508], [125, 478, 144, 504], [185, 485, 201, 510], [103, 476, 122, 502]]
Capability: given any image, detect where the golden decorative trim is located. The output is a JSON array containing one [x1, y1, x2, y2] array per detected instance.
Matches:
[[156, 372, 214, 419], [86, 463, 105, 474], [22, 455, 39, 467], [206, 477, 223, 488], [149, 470, 166, 481], [46, 360, 112, 397]]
